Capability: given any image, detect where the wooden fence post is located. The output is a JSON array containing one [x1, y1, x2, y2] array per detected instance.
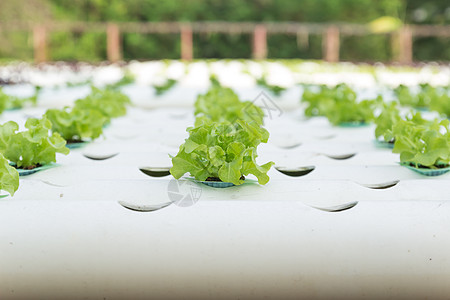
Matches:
[[398, 26, 413, 64], [33, 25, 47, 63], [180, 25, 193, 60], [323, 26, 340, 62], [253, 25, 267, 59], [107, 23, 121, 62]]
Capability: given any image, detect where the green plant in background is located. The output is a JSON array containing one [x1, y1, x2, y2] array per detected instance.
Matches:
[[0, 117, 69, 169], [1, 0, 448, 61], [301, 84, 357, 117], [394, 84, 432, 109], [74, 86, 131, 121], [392, 118, 450, 169], [394, 84, 450, 113], [374, 101, 401, 143], [0, 86, 40, 112], [170, 120, 274, 185], [394, 85, 414, 107], [428, 87, 450, 118], [105, 71, 135, 90], [66, 78, 93, 87], [49, 31, 107, 61], [326, 98, 379, 126], [45, 86, 130, 143], [45, 107, 108, 143], [152, 79, 177, 95], [0, 153, 19, 196], [194, 85, 265, 126], [0, 90, 8, 114], [301, 83, 379, 125], [209, 74, 221, 87], [256, 75, 286, 97]]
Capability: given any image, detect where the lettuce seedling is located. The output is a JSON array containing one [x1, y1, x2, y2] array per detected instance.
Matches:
[[45, 107, 108, 143], [209, 74, 221, 87], [153, 79, 177, 96], [392, 118, 450, 168], [170, 120, 274, 185], [257, 76, 286, 97], [301, 84, 357, 117], [429, 87, 450, 118], [0, 86, 39, 111], [75, 86, 131, 121], [394, 84, 442, 109], [194, 85, 265, 126], [0, 117, 69, 169], [105, 72, 135, 90], [302, 83, 379, 125], [325, 98, 378, 126]]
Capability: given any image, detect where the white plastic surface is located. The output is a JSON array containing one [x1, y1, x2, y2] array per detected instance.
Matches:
[[1, 200, 450, 299]]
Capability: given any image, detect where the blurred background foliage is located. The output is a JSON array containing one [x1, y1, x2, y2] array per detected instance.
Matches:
[[0, 0, 448, 62]]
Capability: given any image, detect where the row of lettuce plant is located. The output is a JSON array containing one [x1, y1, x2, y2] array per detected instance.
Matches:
[[301, 83, 380, 126], [394, 84, 450, 115], [45, 86, 130, 145], [256, 74, 286, 97], [0, 86, 41, 112], [170, 81, 274, 186], [0, 97, 70, 197], [0, 85, 65, 196], [375, 104, 450, 174], [302, 83, 450, 124], [302, 83, 450, 175], [0, 85, 131, 197]]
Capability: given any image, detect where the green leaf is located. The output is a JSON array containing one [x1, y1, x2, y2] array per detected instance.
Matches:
[[170, 150, 206, 179], [241, 148, 274, 185], [0, 121, 19, 152], [218, 158, 243, 185], [208, 146, 226, 167], [0, 153, 19, 196]]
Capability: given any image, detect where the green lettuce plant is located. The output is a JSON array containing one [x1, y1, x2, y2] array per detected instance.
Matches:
[[105, 71, 135, 90], [209, 74, 221, 87], [74, 86, 131, 121], [45, 106, 108, 143], [429, 87, 450, 118], [302, 83, 379, 125], [0, 86, 40, 111], [325, 98, 378, 126], [153, 79, 177, 95], [301, 84, 357, 117], [0, 117, 69, 169], [170, 120, 274, 185], [194, 85, 265, 126], [394, 84, 441, 109], [392, 118, 450, 169], [256, 76, 286, 97]]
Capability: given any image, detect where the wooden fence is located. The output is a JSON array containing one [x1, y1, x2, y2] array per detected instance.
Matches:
[[1, 21, 449, 63]]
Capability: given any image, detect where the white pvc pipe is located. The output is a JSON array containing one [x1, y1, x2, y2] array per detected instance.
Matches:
[[1, 200, 449, 299]]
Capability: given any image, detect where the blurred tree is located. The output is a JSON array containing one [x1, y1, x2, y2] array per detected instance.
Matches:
[[0, 0, 52, 60], [0, 0, 448, 61]]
